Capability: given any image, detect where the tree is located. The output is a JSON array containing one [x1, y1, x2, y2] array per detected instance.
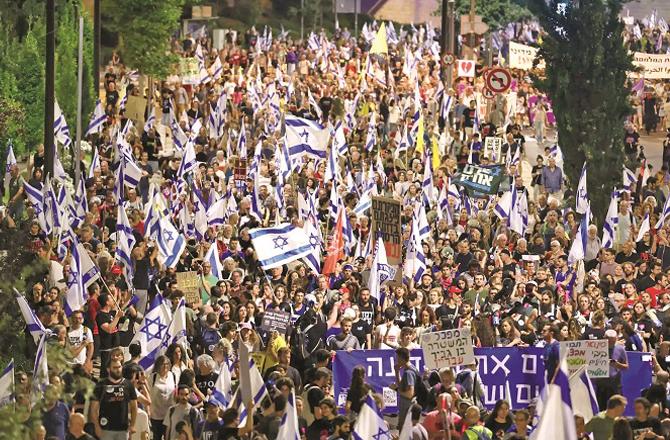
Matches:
[[529, 0, 634, 221], [434, 0, 533, 31], [102, 0, 186, 78]]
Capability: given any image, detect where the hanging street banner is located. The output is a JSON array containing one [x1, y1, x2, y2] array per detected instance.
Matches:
[[332, 348, 651, 416], [630, 52, 670, 79], [421, 328, 475, 370], [371, 197, 402, 266], [508, 41, 545, 70], [452, 164, 506, 197]]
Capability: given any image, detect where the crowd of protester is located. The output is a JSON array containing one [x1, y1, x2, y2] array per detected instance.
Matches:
[[5, 12, 670, 440]]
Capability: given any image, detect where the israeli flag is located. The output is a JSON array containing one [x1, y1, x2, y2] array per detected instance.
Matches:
[[211, 358, 234, 407], [156, 217, 186, 269], [394, 124, 409, 159], [178, 141, 198, 178], [277, 392, 300, 440], [569, 365, 599, 423], [368, 234, 397, 300], [285, 115, 330, 161], [14, 288, 47, 344], [403, 220, 426, 284], [85, 99, 107, 137], [116, 204, 136, 281], [54, 99, 72, 147], [353, 188, 372, 215], [65, 239, 87, 316], [636, 213, 651, 243], [144, 106, 156, 134], [77, 243, 101, 288], [656, 194, 670, 229], [249, 223, 314, 270], [307, 88, 323, 120], [24, 180, 48, 234], [131, 294, 172, 371], [602, 191, 619, 248], [204, 242, 223, 279], [32, 333, 50, 402], [575, 164, 589, 215], [364, 112, 377, 152], [302, 219, 322, 274], [332, 121, 348, 157], [353, 395, 392, 440], [414, 202, 430, 241], [0, 359, 14, 406], [230, 359, 269, 426], [531, 356, 576, 440], [568, 206, 589, 263], [421, 159, 435, 206], [162, 298, 187, 349]]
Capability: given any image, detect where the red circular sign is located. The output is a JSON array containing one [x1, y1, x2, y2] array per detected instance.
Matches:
[[482, 87, 495, 100], [442, 53, 455, 66], [485, 67, 512, 93]]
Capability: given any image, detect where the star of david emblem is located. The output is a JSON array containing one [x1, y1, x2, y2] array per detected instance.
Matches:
[[66, 270, 78, 288], [139, 315, 168, 343], [300, 129, 310, 142], [164, 230, 175, 242], [273, 235, 289, 250], [372, 426, 391, 440], [308, 233, 320, 249]]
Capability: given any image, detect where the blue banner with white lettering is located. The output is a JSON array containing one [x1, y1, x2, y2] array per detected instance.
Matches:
[[332, 348, 652, 415]]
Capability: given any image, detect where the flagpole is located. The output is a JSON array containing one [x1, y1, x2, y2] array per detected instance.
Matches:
[[75, 15, 84, 190]]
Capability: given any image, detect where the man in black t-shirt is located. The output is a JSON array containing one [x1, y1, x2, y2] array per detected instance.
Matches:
[[629, 397, 663, 439], [96, 293, 122, 378], [91, 359, 137, 438]]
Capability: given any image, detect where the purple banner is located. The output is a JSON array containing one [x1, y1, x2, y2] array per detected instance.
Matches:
[[332, 348, 653, 415]]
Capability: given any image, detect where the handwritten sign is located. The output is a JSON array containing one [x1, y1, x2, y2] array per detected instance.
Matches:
[[176, 271, 200, 305], [630, 52, 670, 79], [179, 57, 201, 85], [371, 197, 402, 266], [234, 157, 247, 190], [560, 340, 609, 378], [484, 137, 503, 163], [420, 329, 475, 370], [508, 41, 545, 70], [260, 310, 291, 335]]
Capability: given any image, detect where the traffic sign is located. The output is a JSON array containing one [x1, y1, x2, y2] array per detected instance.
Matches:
[[482, 87, 495, 100], [442, 53, 455, 66], [485, 67, 512, 93]]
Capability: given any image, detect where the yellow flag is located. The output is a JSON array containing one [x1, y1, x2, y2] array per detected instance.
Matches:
[[369, 23, 388, 55], [432, 135, 441, 171], [415, 115, 425, 155]]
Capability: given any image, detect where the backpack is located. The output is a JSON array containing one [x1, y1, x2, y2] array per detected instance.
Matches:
[[201, 328, 222, 355], [407, 364, 430, 408]]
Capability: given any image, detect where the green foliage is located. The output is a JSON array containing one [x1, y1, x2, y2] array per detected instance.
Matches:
[[103, 0, 186, 78], [529, 0, 634, 221], [434, 0, 533, 30], [230, 0, 262, 25]]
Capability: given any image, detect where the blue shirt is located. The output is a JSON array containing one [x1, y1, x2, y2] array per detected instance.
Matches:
[[609, 344, 628, 377], [541, 166, 563, 193], [43, 401, 70, 440]]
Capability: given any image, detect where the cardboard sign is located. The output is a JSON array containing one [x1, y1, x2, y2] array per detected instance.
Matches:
[[176, 271, 200, 305], [560, 340, 609, 378], [260, 310, 292, 334], [370, 197, 402, 266], [484, 137, 504, 163], [420, 328, 475, 370], [234, 157, 247, 190], [508, 41, 545, 70], [631, 52, 670, 79], [179, 57, 201, 85], [457, 59, 476, 78]]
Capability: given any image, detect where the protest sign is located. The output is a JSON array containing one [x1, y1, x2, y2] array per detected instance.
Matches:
[[630, 52, 670, 79], [371, 197, 402, 266], [332, 348, 650, 416], [179, 57, 200, 84], [420, 329, 475, 370], [176, 271, 200, 305], [234, 157, 247, 190], [560, 340, 609, 378], [508, 41, 545, 70], [452, 164, 506, 197], [260, 310, 291, 335], [484, 137, 503, 162]]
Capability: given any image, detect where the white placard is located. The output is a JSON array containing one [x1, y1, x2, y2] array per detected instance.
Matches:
[[484, 137, 504, 162], [457, 59, 476, 78], [420, 328, 475, 370], [508, 41, 545, 70], [560, 340, 609, 378]]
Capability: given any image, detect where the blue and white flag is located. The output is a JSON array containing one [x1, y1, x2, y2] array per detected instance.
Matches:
[[656, 194, 670, 229], [394, 124, 409, 159], [353, 395, 392, 440], [156, 217, 186, 269], [307, 88, 323, 120], [249, 223, 313, 270], [204, 242, 223, 279], [549, 144, 564, 169], [14, 288, 46, 344], [332, 121, 348, 157], [414, 202, 430, 241], [211, 358, 234, 407], [54, 99, 72, 147], [325, 142, 340, 184], [178, 141, 198, 178], [602, 191, 619, 248], [161, 297, 187, 349], [569, 365, 599, 423], [76, 243, 101, 288], [206, 196, 226, 228], [65, 239, 87, 316], [368, 235, 397, 300], [277, 392, 300, 440], [285, 115, 330, 161], [364, 112, 377, 152], [32, 333, 49, 402], [302, 220, 322, 275], [636, 213, 651, 242], [24, 180, 48, 233], [575, 164, 588, 215], [144, 105, 156, 134], [421, 160, 435, 206], [531, 357, 576, 440], [403, 220, 426, 284], [231, 359, 269, 426], [116, 204, 136, 281], [0, 359, 14, 406], [568, 206, 589, 263], [353, 188, 372, 215], [85, 99, 107, 137], [131, 294, 172, 371]]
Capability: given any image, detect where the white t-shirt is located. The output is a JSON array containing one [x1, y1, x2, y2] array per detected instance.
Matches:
[[376, 323, 401, 349], [68, 326, 93, 365], [131, 408, 150, 440]]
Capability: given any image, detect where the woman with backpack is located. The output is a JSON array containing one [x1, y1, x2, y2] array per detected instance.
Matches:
[[149, 355, 178, 440]]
